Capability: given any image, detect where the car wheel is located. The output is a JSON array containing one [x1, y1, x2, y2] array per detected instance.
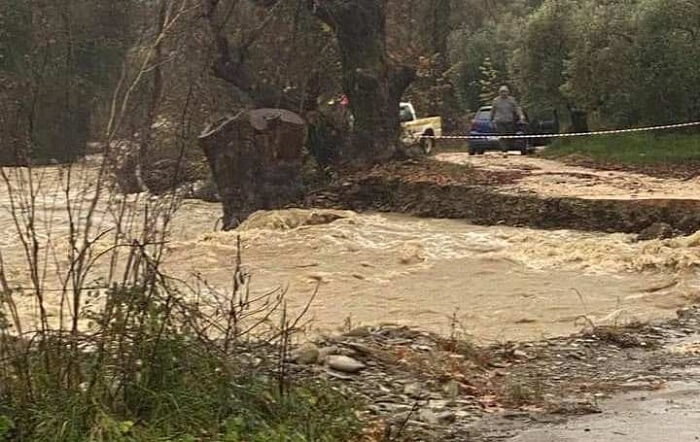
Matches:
[[420, 136, 435, 155]]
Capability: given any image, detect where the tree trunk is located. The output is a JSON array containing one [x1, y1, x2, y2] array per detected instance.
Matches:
[[311, 0, 414, 164], [136, 0, 167, 192], [206, 0, 415, 165], [424, 0, 462, 132], [198, 109, 306, 229]]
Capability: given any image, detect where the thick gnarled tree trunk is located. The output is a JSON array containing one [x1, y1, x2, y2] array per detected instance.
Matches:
[[206, 0, 414, 164], [199, 0, 415, 226], [199, 109, 306, 229], [311, 0, 414, 163]]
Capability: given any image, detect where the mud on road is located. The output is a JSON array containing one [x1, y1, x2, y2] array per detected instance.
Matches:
[[307, 154, 700, 236], [438, 152, 700, 201]]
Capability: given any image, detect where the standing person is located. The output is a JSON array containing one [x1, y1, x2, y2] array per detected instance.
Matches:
[[490, 85, 525, 152]]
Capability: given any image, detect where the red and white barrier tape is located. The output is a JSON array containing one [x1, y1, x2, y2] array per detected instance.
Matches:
[[419, 120, 700, 140]]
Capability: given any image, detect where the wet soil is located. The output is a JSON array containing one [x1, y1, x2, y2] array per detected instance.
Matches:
[[550, 154, 700, 181], [305, 158, 700, 236], [439, 152, 700, 201]]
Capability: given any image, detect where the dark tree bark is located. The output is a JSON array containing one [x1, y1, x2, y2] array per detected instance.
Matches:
[[205, 0, 415, 165], [132, 0, 168, 193], [199, 109, 306, 229], [310, 0, 415, 163], [423, 0, 462, 132]]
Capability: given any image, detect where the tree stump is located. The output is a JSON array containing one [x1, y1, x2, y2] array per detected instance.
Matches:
[[199, 109, 306, 229]]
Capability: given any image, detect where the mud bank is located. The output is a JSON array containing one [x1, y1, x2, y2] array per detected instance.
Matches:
[[307, 161, 700, 235]]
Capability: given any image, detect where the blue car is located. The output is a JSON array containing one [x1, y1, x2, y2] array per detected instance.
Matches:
[[468, 106, 532, 155]]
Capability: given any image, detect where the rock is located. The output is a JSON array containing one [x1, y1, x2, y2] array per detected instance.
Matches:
[[238, 208, 355, 231], [419, 409, 440, 425], [326, 355, 365, 373], [569, 352, 585, 361], [442, 380, 460, 399], [404, 382, 426, 399], [513, 349, 529, 359], [638, 222, 674, 241], [317, 346, 339, 364], [399, 242, 427, 265], [389, 411, 414, 425], [291, 343, 319, 365], [419, 409, 456, 425], [503, 411, 529, 419], [428, 399, 450, 409], [345, 342, 374, 355], [436, 411, 456, 424], [345, 326, 373, 337], [326, 368, 355, 380]]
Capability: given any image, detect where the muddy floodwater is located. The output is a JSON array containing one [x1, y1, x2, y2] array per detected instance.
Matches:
[[163, 207, 700, 342], [2, 160, 699, 342]]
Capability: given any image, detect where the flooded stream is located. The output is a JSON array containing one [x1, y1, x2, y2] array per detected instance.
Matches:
[[165, 209, 700, 342], [2, 161, 699, 342]]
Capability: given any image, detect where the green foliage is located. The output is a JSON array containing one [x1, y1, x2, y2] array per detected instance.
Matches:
[[453, 29, 508, 112], [543, 133, 700, 165], [451, 0, 700, 128], [509, 0, 572, 113], [478, 57, 501, 106], [0, 415, 14, 441], [0, 285, 360, 442], [450, 1, 537, 112]]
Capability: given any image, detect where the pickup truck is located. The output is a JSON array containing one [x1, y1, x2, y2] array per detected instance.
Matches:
[[399, 102, 442, 155]]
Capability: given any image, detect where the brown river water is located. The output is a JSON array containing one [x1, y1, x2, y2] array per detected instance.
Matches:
[[2, 159, 699, 342]]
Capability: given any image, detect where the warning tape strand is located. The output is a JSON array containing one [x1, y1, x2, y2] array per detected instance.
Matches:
[[418, 120, 700, 140]]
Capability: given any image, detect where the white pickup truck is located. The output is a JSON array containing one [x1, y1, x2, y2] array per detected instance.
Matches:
[[400, 102, 442, 155]]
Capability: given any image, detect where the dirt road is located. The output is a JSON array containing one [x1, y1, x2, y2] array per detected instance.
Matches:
[[437, 152, 700, 200], [510, 381, 700, 442]]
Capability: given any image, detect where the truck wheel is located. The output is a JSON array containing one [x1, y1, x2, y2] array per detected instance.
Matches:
[[420, 137, 435, 155]]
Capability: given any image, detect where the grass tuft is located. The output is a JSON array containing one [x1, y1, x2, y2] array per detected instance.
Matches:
[[542, 133, 700, 165], [0, 284, 361, 442]]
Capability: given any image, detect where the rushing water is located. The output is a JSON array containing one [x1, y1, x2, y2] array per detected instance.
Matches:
[[165, 208, 700, 342], [2, 161, 699, 342]]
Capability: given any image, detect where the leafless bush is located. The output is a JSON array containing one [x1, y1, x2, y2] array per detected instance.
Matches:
[[0, 3, 329, 438]]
